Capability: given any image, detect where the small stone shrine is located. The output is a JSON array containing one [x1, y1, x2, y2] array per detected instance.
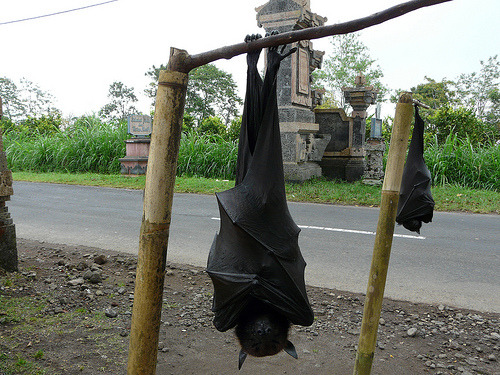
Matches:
[[256, 0, 330, 181], [119, 115, 152, 175], [363, 104, 385, 185], [315, 73, 378, 181], [0, 96, 18, 272]]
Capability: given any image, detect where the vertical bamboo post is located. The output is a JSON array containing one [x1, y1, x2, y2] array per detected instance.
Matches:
[[127, 68, 188, 375], [353, 92, 414, 375]]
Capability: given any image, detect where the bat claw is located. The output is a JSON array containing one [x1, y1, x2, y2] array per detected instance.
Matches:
[[238, 349, 248, 370]]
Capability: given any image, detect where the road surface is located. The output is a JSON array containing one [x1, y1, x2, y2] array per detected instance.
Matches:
[[9, 181, 500, 313]]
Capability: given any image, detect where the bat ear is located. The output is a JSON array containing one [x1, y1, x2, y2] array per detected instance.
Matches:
[[238, 349, 248, 370], [284, 340, 298, 359]]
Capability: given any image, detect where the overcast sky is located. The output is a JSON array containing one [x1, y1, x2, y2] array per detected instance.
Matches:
[[1, 0, 499, 118]]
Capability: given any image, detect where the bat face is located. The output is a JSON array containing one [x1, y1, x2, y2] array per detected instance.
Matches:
[[235, 299, 290, 357], [402, 218, 422, 234]]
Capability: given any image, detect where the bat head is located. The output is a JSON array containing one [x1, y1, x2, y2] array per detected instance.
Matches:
[[235, 299, 297, 369], [402, 219, 422, 234]]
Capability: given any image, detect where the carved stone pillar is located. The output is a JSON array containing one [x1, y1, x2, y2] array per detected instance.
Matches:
[[256, 0, 330, 182], [0, 96, 18, 272]]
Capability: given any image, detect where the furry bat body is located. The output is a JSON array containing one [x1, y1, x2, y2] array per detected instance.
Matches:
[[207, 34, 313, 369]]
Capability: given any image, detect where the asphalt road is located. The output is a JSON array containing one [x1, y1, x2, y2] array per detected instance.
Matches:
[[8, 181, 500, 313]]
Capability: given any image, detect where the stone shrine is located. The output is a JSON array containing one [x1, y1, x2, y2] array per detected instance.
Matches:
[[256, 0, 330, 181], [316, 73, 378, 181], [363, 104, 385, 184], [119, 115, 152, 175], [0, 96, 18, 272]]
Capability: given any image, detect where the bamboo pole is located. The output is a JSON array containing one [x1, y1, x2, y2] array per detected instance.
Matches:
[[353, 93, 414, 375], [127, 69, 188, 375]]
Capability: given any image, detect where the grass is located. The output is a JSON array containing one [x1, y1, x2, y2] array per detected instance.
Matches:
[[0, 352, 48, 375], [424, 134, 500, 191], [12, 172, 500, 214]]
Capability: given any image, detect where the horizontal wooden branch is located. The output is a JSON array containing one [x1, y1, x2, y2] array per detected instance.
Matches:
[[167, 0, 453, 73]]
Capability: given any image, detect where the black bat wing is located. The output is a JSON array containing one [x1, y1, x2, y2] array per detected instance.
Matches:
[[396, 106, 435, 231], [207, 46, 313, 332]]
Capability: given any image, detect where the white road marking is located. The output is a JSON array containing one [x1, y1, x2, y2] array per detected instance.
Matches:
[[210, 218, 425, 240]]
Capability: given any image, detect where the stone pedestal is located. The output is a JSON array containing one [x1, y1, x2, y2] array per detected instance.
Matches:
[[0, 103, 17, 272], [257, 0, 329, 182], [119, 138, 150, 175], [0, 200, 17, 272], [363, 138, 386, 185]]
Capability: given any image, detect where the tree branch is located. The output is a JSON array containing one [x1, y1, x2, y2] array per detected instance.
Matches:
[[167, 0, 453, 73]]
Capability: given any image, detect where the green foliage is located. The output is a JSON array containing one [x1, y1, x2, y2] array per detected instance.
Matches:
[[99, 81, 139, 121], [0, 116, 16, 134], [0, 77, 57, 121], [177, 131, 237, 179], [313, 33, 387, 109], [19, 113, 63, 137], [455, 55, 499, 121], [410, 76, 456, 110], [185, 64, 242, 126], [403, 56, 500, 142], [145, 63, 242, 127], [182, 113, 196, 133], [33, 351, 44, 360], [226, 116, 242, 141], [144, 64, 168, 107], [198, 116, 225, 136], [428, 106, 498, 146], [424, 134, 499, 191], [4, 116, 127, 174]]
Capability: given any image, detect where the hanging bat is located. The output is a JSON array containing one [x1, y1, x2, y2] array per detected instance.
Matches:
[[396, 106, 435, 233], [206, 34, 312, 369]]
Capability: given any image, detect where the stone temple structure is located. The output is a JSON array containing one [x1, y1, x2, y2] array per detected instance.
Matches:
[[256, 0, 380, 182], [256, 0, 330, 182]]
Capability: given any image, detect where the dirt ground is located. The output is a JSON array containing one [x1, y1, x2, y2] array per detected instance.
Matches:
[[0, 238, 498, 375]]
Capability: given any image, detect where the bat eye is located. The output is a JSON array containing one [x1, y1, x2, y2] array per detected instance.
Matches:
[[256, 326, 272, 336]]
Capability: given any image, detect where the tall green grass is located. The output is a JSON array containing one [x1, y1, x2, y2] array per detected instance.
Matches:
[[424, 134, 500, 191], [4, 117, 128, 174], [177, 131, 237, 180], [3, 117, 499, 192]]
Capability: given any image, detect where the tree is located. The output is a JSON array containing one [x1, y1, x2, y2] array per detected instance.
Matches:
[[144, 64, 167, 108], [145, 64, 242, 127], [313, 33, 387, 109], [0, 77, 22, 119], [0, 77, 56, 121], [226, 116, 242, 142], [198, 116, 226, 136], [186, 64, 242, 127], [410, 76, 456, 109], [454, 55, 500, 128], [429, 106, 497, 146], [99, 81, 139, 121]]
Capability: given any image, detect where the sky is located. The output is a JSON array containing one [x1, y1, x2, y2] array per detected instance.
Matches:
[[1, 0, 499, 119]]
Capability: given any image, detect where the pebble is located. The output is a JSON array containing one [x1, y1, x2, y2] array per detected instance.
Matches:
[[89, 272, 103, 284], [76, 261, 88, 271], [105, 308, 118, 318], [407, 327, 418, 337], [94, 255, 108, 265], [67, 278, 84, 286]]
